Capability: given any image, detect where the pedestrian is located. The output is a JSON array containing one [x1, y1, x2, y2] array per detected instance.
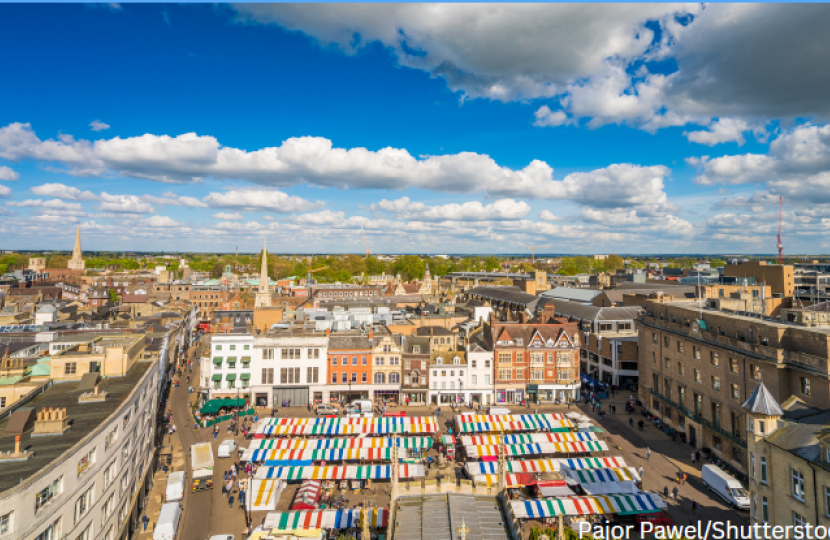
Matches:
[[696, 451, 701, 463], [240, 490, 246, 507], [691, 452, 696, 464], [672, 486, 679, 501], [682, 473, 687, 485], [629, 418, 634, 428], [637, 466, 644, 478], [664, 485, 669, 499], [228, 494, 234, 509], [612, 405, 616, 415], [142, 514, 149, 531], [646, 447, 651, 461]]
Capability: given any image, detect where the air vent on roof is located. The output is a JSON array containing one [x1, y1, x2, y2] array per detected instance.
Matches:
[[79, 385, 108, 403], [0, 435, 33, 462]]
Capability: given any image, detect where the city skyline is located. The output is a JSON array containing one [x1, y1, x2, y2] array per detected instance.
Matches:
[[1, 4, 829, 254]]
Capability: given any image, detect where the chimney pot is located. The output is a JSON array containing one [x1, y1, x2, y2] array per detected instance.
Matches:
[[14, 435, 20, 454]]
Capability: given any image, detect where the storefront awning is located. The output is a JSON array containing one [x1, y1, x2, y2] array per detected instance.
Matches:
[[213, 357, 222, 365], [212, 374, 222, 381], [226, 373, 237, 380], [241, 373, 251, 380]]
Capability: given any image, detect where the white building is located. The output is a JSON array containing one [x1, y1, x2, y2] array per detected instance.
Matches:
[[204, 332, 255, 401], [466, 329, 494, 406], [0, 360, 158, 540], [250, 328, 328, 408]]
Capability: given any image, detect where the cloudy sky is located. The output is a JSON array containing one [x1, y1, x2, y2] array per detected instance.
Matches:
[[1, 4, 829, 255]]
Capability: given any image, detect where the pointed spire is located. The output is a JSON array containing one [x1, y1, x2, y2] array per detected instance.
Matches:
[[741, 381, 783, 416], [73, 225, 82, 257], [67, 225, 85, 271], [258, 239, 269, 293]]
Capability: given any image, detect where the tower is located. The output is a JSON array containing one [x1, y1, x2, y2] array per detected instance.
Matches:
[[742, 381, 782, 522], [254, 240, 271, 308], [67, 225, 85, 271]]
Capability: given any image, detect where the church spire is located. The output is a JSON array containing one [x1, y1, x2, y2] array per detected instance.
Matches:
[[68, 225, 85, 271], [255, 239, 271, 307]]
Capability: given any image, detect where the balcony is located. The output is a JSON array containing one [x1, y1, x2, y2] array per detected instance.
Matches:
[[648, 388, 747, 449]]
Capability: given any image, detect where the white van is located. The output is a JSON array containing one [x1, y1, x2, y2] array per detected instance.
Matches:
[[165, 471, 185, 502], [217, 440, 238, 458], [349, 400, 373, 413], [702, 464, 750, 510], [487, 406, 512, 415], [153, 502, 182, 540]]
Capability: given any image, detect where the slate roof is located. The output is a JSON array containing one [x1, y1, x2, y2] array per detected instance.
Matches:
[[416, 326, 454, 337], [402, 336, 431, 355], [541, 298, 641, 321], [741, 382, 784, 416], [541, 287, 601, 303], [328, 336, 373, 351], [465, 286, 539, 309], [764, 410, 830, 464]]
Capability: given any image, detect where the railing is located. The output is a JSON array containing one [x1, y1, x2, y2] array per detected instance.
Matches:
[[648, 389, 747, 449]]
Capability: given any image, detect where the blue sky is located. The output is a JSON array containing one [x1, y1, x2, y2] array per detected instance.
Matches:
[[1, 4, 829, 254]]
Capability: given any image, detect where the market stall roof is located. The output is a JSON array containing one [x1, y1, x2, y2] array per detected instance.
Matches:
[[255, 417, 438, 436], [465, 456, 627, 476], [260, 416, 437, 427], [251, 448, 393, 463], [464, 440, 608, 458], [255, 463, 425, 481], [538, 485, 577, 497], [472, 473, 538, 488], [454, 414, 574, 433], [462, 432, 598, 446], [263, 508, 388, 531], [243, 436, 432, 460], [511, 493, 665, 518], [250, 479, 285, 512]]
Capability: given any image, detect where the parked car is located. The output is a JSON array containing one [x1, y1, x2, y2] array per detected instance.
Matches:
[[217, 439, 238, 458], [316, 404, 339, 416]]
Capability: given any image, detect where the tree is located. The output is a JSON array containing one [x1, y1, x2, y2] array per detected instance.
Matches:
[[710, 258, 726, 268], [557, 256, 592, 275], [605, 254, 625, 271], [108, 289, 120, 303], [211, 262, 224, 278]]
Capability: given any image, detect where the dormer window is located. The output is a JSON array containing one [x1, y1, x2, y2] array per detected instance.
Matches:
[[515, 338, 523, 346], [453, 357, 460, 365], [413, 345, 420, 354], [436, 357, 443, 365]]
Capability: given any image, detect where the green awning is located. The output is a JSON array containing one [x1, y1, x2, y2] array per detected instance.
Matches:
[[211, 374, 221, 381], [227, 357, 237, 363], [200, 400, 222, 414], [696, 319, 708, 331], [241, 356, 251, 362], [213, 357, 222, 365], [226, 374, 237, 380], [240, 373, 250, 380]]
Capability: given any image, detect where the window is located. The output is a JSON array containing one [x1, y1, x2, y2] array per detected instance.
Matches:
[[390, 373, 400, 384], [226, 357, 236, 368], [516, 369, 524, 379], [471, 375, 477, 385], [0, 511, 12, 535], [244, 344, 250, 351], [331, 372, 337, 384], [693, 346, 701, 360], [75, 486, 93, 522], [122, 412, 131, 428], [104, 527, 113, 540], [331, 357, 338, 366], [471, 360, 477, 368], [558, 370, 571, 381], [281, 348, 301, 360], [485, 374, 491, 384], [792, 469, 805, 500], [215, 345, 222, 351], [102, 494, 114, 519], [350, 372, 357, 383], [229, 345, 236, 351], [485, 359, 490, 368], [677, 341, 684, 353], [280, 367, 300, 384], [761, 496, 769, 523], [352, 356, 358, 366], [712, 376, 720, 392], [374, 373, 386, 384], [652, 352, 657, 365], [261, 368, 274, 384], [751, 365, 760, 380], [34, 519, 60, 540], [759, 420, 766, 435], [652, 333, 657, 345], [498, 369, 511, 381], [104, 428, 117, 450], [362, 356, 368, 366], [802, 377, 811, 396], [694, 369, 701, 384], [678, 362, 685, 376], [665, 358, 671, 371], [263, 349, 274, 360], [710, 351, 719, 366], [652, 373, 659, 390], [730, 358, 739, 373], [77, 448, 95, 476], [65, 362, 77, 375], [498, 353, 511, 364], [307, 367, 319, 384], [750, 453, 755, 478], [341, 373, 347, 383], [104, 461, 116, 487], [664, 336, 670, 348], [825, 486, 830, 518], [362, 373, 367, 383], [794, 512, 806, 527], [376, 357, 385, 366], [441, 381, 446, 389]]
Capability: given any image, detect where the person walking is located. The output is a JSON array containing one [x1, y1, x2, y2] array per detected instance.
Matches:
[[691, 452, 696, 464], [142, 514, 149, 531], [663, 485, 669, 499], [228, 494, 235, 509], [629, 418, 634, 428], [672, 486, 679, 501], [646, 447, 651, 461]]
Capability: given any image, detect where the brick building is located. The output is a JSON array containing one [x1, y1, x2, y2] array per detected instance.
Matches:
[[326, 334, 373, 403], [401, 336, 431, 405], [724, 261, 795, 298], [638, 300, 830, 473]]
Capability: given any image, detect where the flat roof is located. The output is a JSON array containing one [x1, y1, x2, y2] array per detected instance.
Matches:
[[0, 361, 152, 493], [393, 493, 510, 540]]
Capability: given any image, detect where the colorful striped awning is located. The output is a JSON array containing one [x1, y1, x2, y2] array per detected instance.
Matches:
[[464, 456, 627, 476], [464, 441, 607, 458], [255, 463, 425, 481], [461, 432, 598, 446], [248, 447, 393, 463], [472, 473, 538, 488], [250, 479, 284, 511], [511, 493, 665, 518], [255, 419, 438, 436], [263, 508, 389, 531], [454, 414, 575, 433], [260, 416, 437, 426]]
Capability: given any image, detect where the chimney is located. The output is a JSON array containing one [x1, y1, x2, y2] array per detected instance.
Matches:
[[326, 327, 331, 338], [518, 312, 526, 324], [368, 329, 374, 340], [14, 435, 20, 454]]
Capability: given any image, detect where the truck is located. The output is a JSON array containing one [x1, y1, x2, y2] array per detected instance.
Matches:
[[191, 442, 214, 492], [702, 464, 750, 510]]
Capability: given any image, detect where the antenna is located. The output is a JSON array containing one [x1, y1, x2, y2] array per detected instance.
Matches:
[[777, 196, 783, 264]]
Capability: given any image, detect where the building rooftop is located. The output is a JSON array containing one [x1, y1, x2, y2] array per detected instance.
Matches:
[[544, 299, 641, 322], [393, 493, 510, 540], [0, 361, 152, 493], [540, 287, 601, 303]]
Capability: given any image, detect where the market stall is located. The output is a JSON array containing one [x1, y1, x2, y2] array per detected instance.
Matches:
[[255, 463, 425, 481], [464, 440, 608, 458], [262, 508, 389, 531], [511, 493, 665, 518], [291, 480, 323, 510]]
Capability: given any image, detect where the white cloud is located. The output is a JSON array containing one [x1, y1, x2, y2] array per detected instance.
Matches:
[[533, 106, 570, 127], [212, 212, 244, 221], [7, 198, 83, 210], [538, 210, 563, 222], [0, 165, 19, 181], [213, 221, 271, 231], [0, 123, 104, 176], [143, 215, 182, 228], [203, 189, 324, 212], [0, 185, 10, 198], [90, 120, 110, 132], [30, 182, 99, 200], [142, 191, 208, 208], [235, 4, 693, 101], [99, 192, 155, 213], [684, 118, 751, 146], [372, 197, 531, 221], [289, 210, 345, 226]]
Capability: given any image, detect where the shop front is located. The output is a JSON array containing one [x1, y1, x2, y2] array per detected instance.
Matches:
[[401, 390, 427, 406], [374, 389, 399, 404], [495, 388, 525, 404], [329, 389, 370, 403], [528, 383, 580, 403]]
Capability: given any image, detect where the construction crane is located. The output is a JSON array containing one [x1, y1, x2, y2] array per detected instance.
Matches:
[[778, 196, 784, 264], [526, 244, 551, 262], [361, 226, 372, 258]]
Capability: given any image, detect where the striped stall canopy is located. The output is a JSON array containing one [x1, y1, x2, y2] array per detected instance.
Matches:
[[464, 440, 607, 458], [256, 419, 438, 437], [472, 473, 538, 488], [261, 416, 437, 427], [255, 463, 425, 481], [464, 457, 627, 477], [563, 467, 640, 483], [243, 436, 432, 460], [462, 432, 597, 446], [248, 447, 394, 463], [250, 479, 284, 511], [511, 493, 666, 518], [264, 509, 389, 531], [454, 415, 575, 433]]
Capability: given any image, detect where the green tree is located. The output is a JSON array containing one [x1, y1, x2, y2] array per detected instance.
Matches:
[[211, 262, 224, 278], [558, 256, 592, 275], [108, 289, 120, 303], [710, 258, 726, 268], [605, 254, 625, 271]]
